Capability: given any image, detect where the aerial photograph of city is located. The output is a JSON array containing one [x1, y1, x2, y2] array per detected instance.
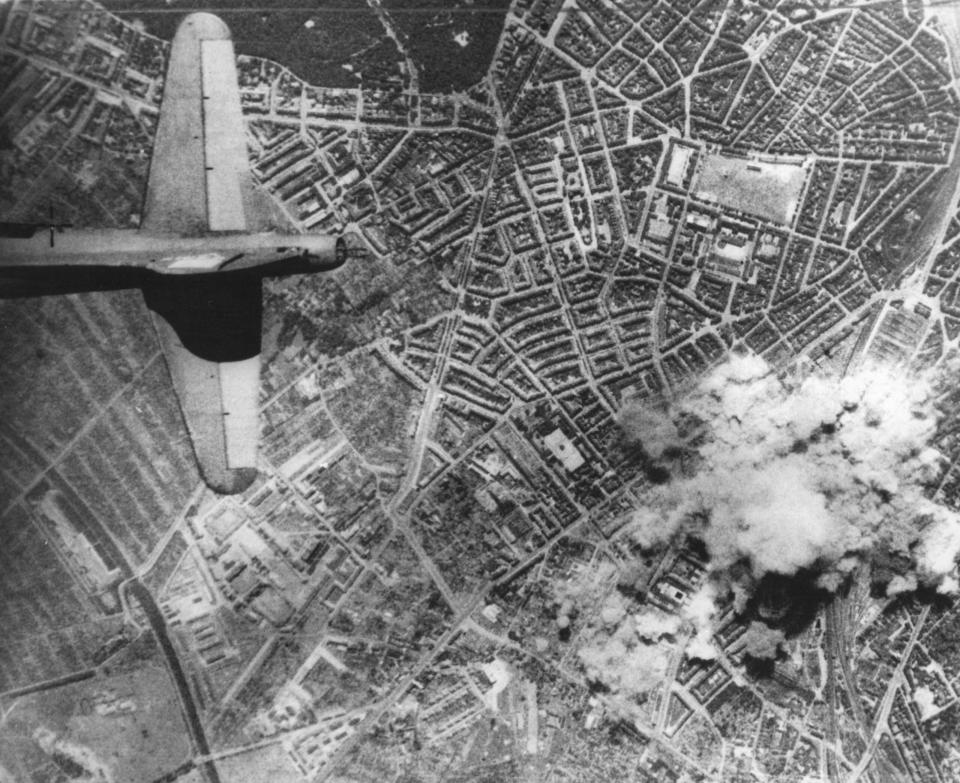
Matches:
[[5, 0, 960, 781]]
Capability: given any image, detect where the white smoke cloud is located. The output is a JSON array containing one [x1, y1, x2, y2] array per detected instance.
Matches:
[[634, 606, 682, 641], [574, 600, 681, 700], [554, 571, 684, 699], [886, 574, 918, 596], [557, 352, 960, 698], [683, 456, 844, 574], [599, 592, 628, 626], [623, 353, 960, 589], [682, 582, 719, 661], [577, 629, 672, 700], [914, 509, 960, 582]]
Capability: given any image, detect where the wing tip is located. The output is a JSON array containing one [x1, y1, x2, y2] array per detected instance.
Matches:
[[203, 466, 258, 495], [176, 12, 232, 43]]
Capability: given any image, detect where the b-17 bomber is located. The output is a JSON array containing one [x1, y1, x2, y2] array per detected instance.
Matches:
[[1, 12, 348, 495]]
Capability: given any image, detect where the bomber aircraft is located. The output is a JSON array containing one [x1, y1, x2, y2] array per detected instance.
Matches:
[[0, 13, 348, 494]]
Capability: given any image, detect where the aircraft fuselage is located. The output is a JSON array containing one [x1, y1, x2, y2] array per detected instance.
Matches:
[[0, 227, 344, 274]]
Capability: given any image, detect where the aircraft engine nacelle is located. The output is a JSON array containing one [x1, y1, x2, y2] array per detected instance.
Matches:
[[290, 234, 347, 269]]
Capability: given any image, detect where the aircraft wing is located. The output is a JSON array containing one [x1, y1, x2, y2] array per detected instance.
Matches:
[[141, 13, 283, 236], [142, 13, 267, 494], [144, 276, 261, 494]]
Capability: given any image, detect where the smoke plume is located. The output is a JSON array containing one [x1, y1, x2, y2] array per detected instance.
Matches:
[[627, 353, 960, 588], [555, 352, 960, 697]]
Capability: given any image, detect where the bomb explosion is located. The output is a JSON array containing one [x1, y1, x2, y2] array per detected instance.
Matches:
[[559, 353, 960, 700]]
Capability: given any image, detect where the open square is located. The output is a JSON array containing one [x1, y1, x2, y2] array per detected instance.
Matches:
[[693, 153, 807, 226]]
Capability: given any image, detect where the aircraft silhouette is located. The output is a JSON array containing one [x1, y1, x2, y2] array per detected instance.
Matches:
[[0, 13, 348, 494]]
